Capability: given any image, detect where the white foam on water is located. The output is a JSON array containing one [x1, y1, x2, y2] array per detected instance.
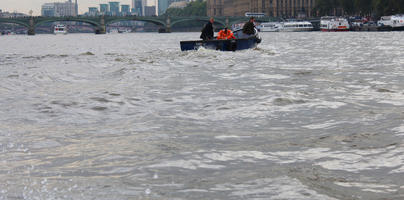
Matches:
[[179, 189, 209, 193], [212, 177, 337, 200], [219, 72, 241, 80], [306, 101, 346, 109], [31, 139, 61, 149], [302, 120, 343, 129], [204, 151, 275, 162], [393, 126, 404, 133], [148, 159, 225, 170], [214, 135, 251, 140], [390, 166, 404, 174], [148, 145, 404, 174], [97, 167, 136, 174], [316, 147, 404, 173], [369, 81, 387, 85], [378, 100, 404, 106], [334, 182, 398, 193], [255, 73, 290, 80], [353, 88, 404, 106], [345, 84, 367, 89], [392, 126, 404, 137]]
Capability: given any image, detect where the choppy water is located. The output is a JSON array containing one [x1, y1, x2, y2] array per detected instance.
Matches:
[[1, 32, 404, 200]]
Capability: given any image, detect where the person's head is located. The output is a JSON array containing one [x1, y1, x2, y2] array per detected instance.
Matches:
[[249, 17, 255, 23], [224, 27, 228, 31], [209, 17, 214, 23]]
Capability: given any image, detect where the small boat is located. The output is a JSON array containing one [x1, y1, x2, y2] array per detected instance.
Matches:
[[54, 24, 67, 34], [281, 21, 314, 32], [180, 29, 261, 51], [259, 21, 313, 32], [258, 22, 282, 32], [377, 14, 404, 31], [320, 16, 350, 32], [108, 28, 119, 34]]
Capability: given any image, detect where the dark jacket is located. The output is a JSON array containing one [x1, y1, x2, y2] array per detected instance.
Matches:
[[200, 21, 214, 40], [242, 21, 255, 35]]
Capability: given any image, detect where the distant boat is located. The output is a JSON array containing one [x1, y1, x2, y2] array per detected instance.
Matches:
[[377, 14, 404, 31], [320, 16, 350, 32], [54, 24, 67, 35], [281, 21, 314, 32], [108, 29, 119, 34], [258, 22, 281, 32], [180, 29, 261, 51], [258, 21, 313, 32]]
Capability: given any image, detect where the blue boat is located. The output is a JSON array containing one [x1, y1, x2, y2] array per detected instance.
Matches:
[[180, 29, 261, 51]]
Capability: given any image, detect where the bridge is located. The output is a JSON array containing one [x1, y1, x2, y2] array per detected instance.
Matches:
[[0, 15, 279, 35]]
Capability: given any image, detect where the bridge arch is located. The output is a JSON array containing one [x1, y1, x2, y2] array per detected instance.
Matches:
[[34, 18, 101, 29], [0, 19, 30, 28], [33, 18, 104, 34], [105, 18, 166, 27]]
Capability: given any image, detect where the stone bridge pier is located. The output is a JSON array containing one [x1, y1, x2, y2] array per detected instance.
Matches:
[[165, 17, 171, 33], [28, 17, 35, 35], [96, 16, 106, 34]]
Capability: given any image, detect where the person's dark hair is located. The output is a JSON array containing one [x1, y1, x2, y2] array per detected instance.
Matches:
[[250, 17, 255, 20]]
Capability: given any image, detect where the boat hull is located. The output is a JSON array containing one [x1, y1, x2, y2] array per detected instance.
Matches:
[[280, 28, 314, 32], [377, 26, 404, 31], [54, 31, 67, 35], [180, 37, 261, 51], [321, 29, 349, 32]]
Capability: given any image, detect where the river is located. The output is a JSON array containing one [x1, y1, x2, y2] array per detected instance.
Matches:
[[1, 32, 404, 199]]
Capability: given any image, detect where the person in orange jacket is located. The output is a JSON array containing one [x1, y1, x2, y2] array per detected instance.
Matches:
[[217, 27, 236, 40]]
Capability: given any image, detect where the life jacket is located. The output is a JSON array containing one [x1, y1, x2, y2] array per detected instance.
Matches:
[[217, 29, 236, 40]]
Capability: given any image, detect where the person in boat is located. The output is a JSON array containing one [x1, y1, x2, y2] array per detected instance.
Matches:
[[243, 17, 256, 35], [217, 27, 236, 40], [200, 17, 214, 41]]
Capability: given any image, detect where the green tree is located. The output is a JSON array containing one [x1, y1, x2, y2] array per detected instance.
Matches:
[[164, 0, 207, 16], [339, 0, 355, 14], [354, 0, 373, 15], [314, 0, 404, 17]]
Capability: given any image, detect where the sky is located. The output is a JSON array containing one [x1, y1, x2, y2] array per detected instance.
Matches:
[[0, 0, 137, 16]]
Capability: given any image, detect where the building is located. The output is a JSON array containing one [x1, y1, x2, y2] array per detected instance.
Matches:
[[207, 0, 316, 18], [88, 7, 99, 16], [41, 3, 56, 16], [109, 2, 120, 16], [41, 0, 78, 17], [132, 0, 143, 15], [75, 0, 78, 16], [0, 10, 28, 18], [144, 6, 156, 16], [100, 4, 109, 14], [158, 0, 170, 15], [121, 5, 130, 15]]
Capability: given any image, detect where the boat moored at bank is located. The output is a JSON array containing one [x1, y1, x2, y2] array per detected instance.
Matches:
[[258, 21, 313, 32], [258, 22, 282, 32], [320, 16, 350, 32], [281, 21, 314, 32], [377, 14, 404, 31]]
